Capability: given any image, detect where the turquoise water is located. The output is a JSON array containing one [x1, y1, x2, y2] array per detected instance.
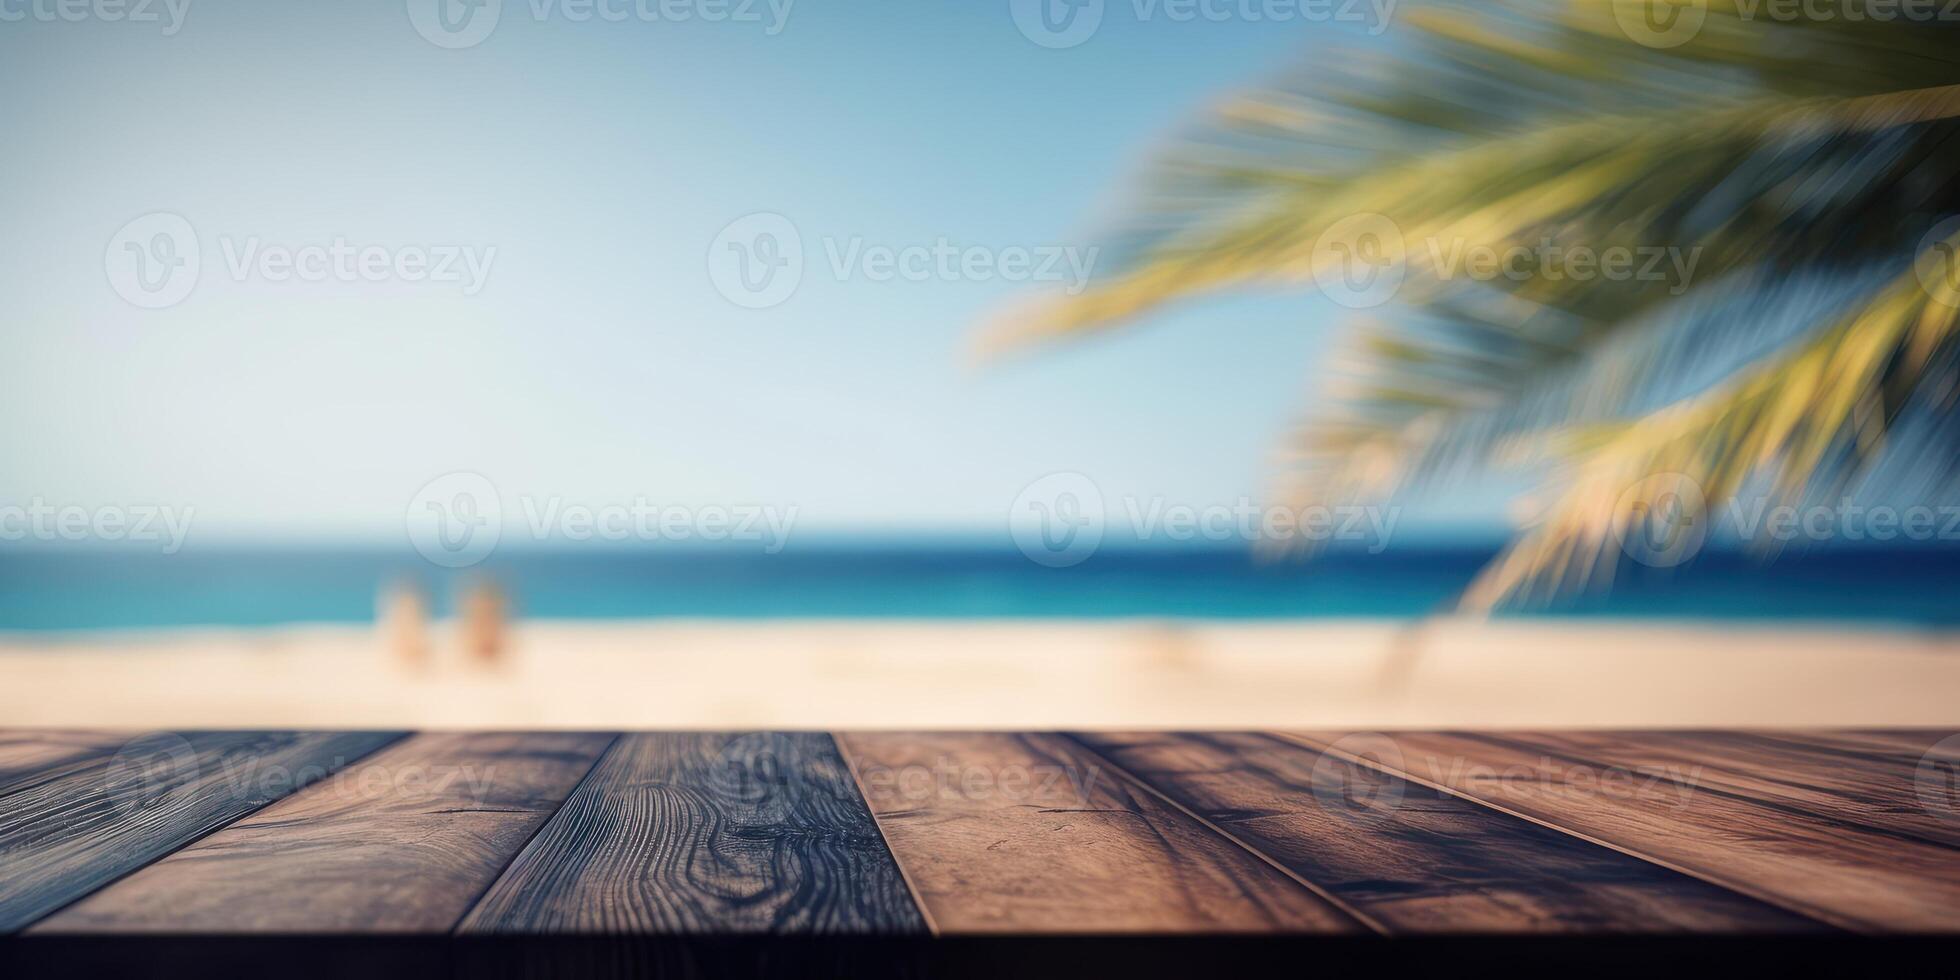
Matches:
[[1, 544, 1956, 631]]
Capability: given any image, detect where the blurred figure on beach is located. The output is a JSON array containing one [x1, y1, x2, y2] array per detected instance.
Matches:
[[378, 579, 507, 668], [459, 579, 509, 668], [379, 581, 431, 669]]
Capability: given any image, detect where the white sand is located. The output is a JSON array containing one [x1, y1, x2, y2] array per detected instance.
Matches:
[[2, 618, 1956, 729]]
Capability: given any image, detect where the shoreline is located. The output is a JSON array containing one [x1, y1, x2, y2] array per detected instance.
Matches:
[[5, 609, 1959, 639], [2, 617, 1955, 729]]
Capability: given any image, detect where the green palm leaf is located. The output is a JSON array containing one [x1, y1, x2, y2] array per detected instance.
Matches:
[[984, 1, 1960, 607]]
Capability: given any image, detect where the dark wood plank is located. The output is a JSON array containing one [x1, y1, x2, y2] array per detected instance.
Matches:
[[835, 731, 1364, 934], [1073, 731, 1819, 933], [31, 732, 614, 933], [1489, 730, 1960, 849], [1284, 730, 1960, 933], [457, 732, 923, 934], [0, 730, 403, 933], [0, 731, 130, 795]]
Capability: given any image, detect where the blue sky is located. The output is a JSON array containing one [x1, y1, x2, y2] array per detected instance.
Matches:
[[0, 2, 1465, 542]]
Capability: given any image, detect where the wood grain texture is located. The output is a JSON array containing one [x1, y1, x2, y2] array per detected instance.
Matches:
[[32, 732, 615, 933], [457, 732, 923, 934], [1770, 729, 1960, 764], [1284, 730, 1960, 933], [0, 731, 129, 795], [0, 730, 402, 933], [1486, 730, 1960, 849], [835, 731, 1363, 935], [1073, 731, 1818, 934]]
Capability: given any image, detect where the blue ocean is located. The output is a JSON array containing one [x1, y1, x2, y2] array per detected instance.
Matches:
[[1, 542, 1956, 632]]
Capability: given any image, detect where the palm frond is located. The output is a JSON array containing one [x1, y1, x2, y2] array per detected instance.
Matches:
[[984, 2, 1960, 607], [1461, 238, 1960, 608]]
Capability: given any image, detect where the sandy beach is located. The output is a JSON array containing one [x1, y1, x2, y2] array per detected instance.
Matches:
[[2, 618, 1955, 729]]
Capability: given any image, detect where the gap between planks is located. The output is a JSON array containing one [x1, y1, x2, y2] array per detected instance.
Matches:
[[8, 731, 412, 934], [1268, 732, 1862, 933], [445, 732, 623, 935], [1053, 733, 1389, 936], [833, 733, 942, 937]]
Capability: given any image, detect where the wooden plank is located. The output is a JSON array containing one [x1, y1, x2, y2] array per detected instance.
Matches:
[[1771, 729, 1960, 764], [1283, 730, 1960, 933], [0, 730, 403, 933], [835, 731, 1363, 934], [1486, 730, 1960, 849], [31, 732, 614, 933], [457, 732, 923, 934], [0, 731, 129, 795], [1073, 731, 1819, 933]]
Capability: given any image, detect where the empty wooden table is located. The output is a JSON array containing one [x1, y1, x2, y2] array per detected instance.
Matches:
[[2, 728, 1955, 975]]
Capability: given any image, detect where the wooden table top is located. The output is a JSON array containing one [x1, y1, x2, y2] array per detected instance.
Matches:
[[2, 728, 1956, 971]]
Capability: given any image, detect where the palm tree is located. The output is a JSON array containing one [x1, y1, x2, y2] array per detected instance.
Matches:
[[983, 1, 1960, 609]]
